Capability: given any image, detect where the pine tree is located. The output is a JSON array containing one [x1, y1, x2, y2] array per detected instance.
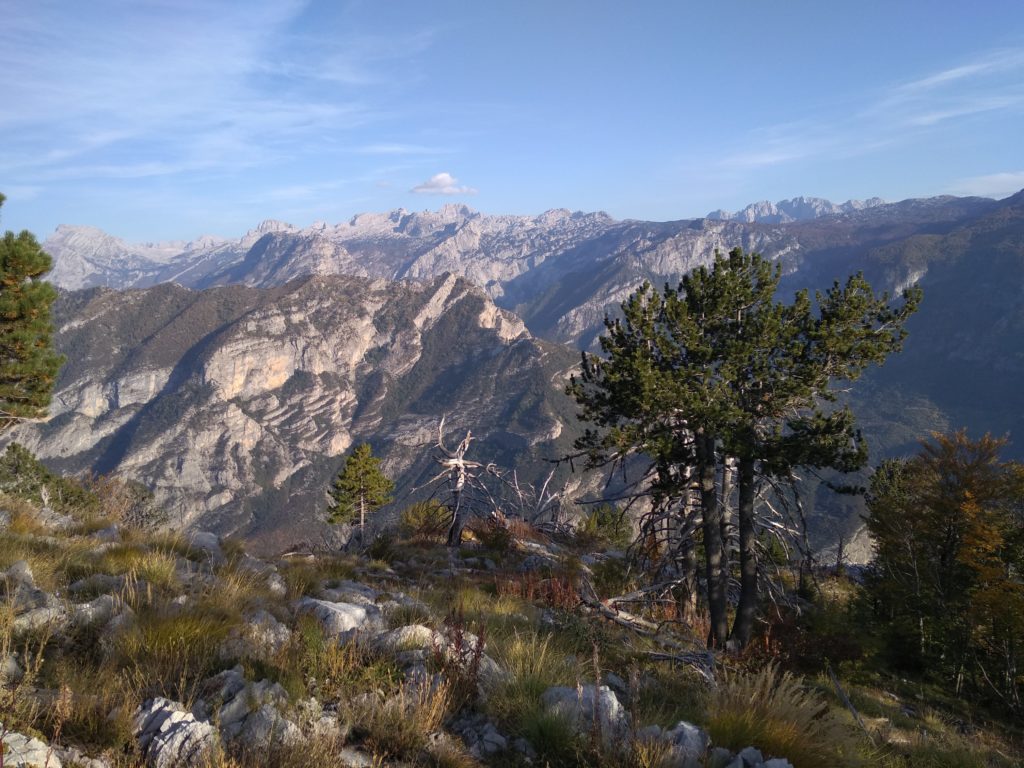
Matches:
[[570, 247, 920, 648], [0, 193, 64, 433], [329, 443, 394, 531]]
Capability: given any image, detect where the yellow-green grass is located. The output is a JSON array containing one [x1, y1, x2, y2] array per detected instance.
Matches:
[[706, 664, 867, 768]]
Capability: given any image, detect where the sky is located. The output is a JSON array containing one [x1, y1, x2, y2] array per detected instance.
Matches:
[[2, 0, 1024, 241]]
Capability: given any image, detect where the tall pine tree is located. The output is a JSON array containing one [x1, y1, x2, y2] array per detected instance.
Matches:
[[0, 193, 64, 433], [570, 247, 920, 648], [329, 443, 394, 531]]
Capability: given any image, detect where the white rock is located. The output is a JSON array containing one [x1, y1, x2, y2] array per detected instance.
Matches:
[[0, 730, 61, 768], [72, 594, 118, 626], [371, 624, 440, 655], [133, 698, 218, 768], [540, 684, 629, 745], [295, 598, 383, 640], [236, 703, 302, 749]]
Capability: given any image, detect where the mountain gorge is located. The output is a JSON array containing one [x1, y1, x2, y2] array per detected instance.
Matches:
[[16, 191, 1024, 551]]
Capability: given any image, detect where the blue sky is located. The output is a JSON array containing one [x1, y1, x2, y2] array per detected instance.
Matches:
[[2, 0, 1024, 241]]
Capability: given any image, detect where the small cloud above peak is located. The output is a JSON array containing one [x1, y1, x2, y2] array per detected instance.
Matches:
[[410, 172, 477, 196]]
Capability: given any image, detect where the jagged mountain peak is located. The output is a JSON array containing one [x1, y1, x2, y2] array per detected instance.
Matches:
[[248, 219, 296, 236], [707, 196, 887, 223]]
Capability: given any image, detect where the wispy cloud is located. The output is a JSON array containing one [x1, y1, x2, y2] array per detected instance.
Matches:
[[716, 46, 1024, 172], [947, 171, 1024, 199], [410, 172, 477, 195], [0, 2, 435, 184]]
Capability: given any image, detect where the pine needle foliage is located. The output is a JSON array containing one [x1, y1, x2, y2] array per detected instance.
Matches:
[[328, 443, 394, 529], [0, 193, 64, 433]]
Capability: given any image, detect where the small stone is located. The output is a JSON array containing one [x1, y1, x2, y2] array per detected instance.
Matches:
[[763, 759, 795, 768], [708, 746, 734, 768], [1, 653, 24, 684], [336, 747, 374, 768], [738, 746, 764, 766]]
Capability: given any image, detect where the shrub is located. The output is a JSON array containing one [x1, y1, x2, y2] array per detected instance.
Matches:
[[706, 663, 866, 768], [467, 516, 513, 555], [399, 500, 450, 540]]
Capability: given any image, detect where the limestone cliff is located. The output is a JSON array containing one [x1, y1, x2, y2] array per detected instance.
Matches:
[[9, 274, 575, 552]]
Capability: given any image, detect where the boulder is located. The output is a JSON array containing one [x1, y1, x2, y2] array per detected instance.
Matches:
[[72, 594, 118, 626], [371, 624, 440, 655], [187, 531, 225, 564], [133, 698, 218, 768], [219, 609, 291, 661], [663, 720, 711, 763], [0, 730, 61, 768], [295, 598, 384, 641], [318, 580, 377, 605], [235, 703, 302, 749], [1, 653, 24, 684], [12, 605, 67, 634], [540, 684, 629, 745], [737, 746, 764, 766]]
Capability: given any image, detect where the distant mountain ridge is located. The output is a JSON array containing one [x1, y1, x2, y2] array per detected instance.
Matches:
[[706, 195, 887, 223]]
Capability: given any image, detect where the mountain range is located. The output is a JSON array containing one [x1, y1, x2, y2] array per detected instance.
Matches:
[[10, 191, 1024, 553]]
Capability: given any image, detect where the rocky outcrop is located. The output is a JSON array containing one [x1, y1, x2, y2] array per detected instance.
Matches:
[[133, 698, 218, 768]]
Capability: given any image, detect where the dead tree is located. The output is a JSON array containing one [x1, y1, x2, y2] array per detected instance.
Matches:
[[431, 418, 484, 548]]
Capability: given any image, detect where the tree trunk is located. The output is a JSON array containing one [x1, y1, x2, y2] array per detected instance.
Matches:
[[360, 495, 366, 531], [699, 433, 728, 648], [729, 455, 757, 649], [446, 490, 465, 548], [679, 535, 698, 624]]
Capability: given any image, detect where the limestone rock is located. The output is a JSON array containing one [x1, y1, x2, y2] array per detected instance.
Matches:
[[133, 697, 218, 768], [0, 730, 61, 768], [219, 609, 291, 661], [540, 684, 629, 745], [295, 598, 384, 641]]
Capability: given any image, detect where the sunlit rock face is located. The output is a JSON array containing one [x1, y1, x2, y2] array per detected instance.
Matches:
[[9, 274, 574, 552]]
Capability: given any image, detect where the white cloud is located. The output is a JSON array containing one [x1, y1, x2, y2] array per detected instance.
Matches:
[[410, 172, 477, 195], [947, 171, 1024, 199]]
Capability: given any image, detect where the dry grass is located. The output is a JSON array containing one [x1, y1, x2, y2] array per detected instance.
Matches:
[[349, 680, 453, 759], [114, 607, 235, 705], [486, 631, 578, 727], [706, 663, 867, 768]]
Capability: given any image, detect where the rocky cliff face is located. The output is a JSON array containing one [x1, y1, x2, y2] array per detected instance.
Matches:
[[8, 274, 577, 551]]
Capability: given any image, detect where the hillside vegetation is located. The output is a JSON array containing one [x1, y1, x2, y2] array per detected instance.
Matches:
[[0, 445, 1020, 768]]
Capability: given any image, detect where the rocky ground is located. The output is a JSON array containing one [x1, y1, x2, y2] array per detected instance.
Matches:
[[1, 489, 1018, 767]]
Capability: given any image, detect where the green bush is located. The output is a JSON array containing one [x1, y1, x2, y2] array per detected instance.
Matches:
[[398, 500, 450, 540]]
